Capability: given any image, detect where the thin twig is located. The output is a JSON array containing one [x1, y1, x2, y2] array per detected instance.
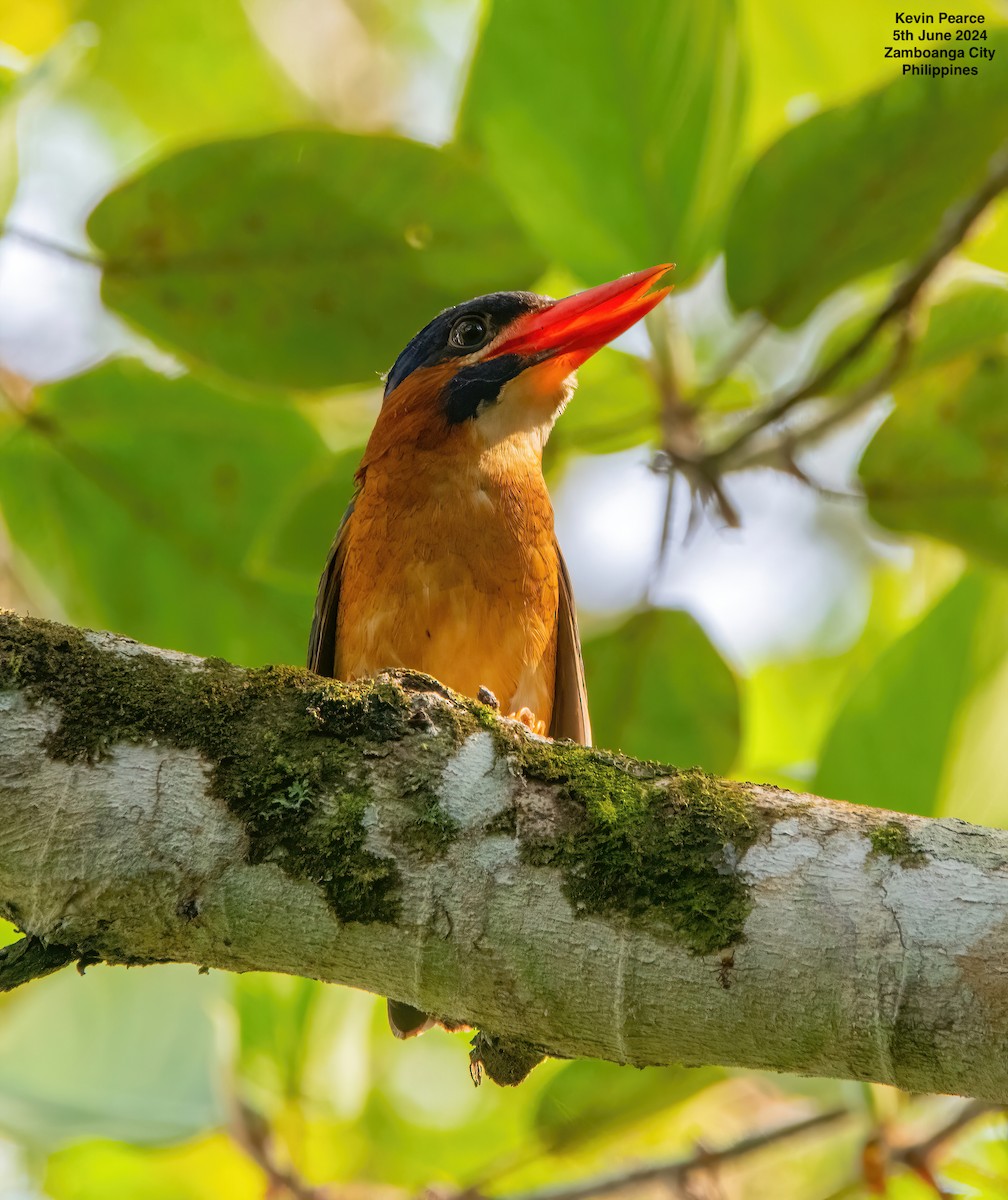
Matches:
[[892, 1099, 1003, 1197], [230, 1100, 332, 1200], [495, 1109, 850, 1200], [897, 1099, 1000, 1165], [1, 224, 102, 267], [850, 1099, 1003, 1200], [728, 310, 915, 476], [701, 139, 1008, 472]]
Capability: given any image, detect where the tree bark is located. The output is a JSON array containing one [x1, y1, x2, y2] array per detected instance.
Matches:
[[1, 611, 1006, 1098]]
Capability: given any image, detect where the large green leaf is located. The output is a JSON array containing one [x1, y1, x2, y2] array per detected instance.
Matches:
[[583, 609, 740, 773], [461, 0, 747, 285], [737, 561, 955, 790], [88, 130, 544, 389], [725, 37, 1008, 326], [938, 583, 1008, 829], [0, 966, 225, 1148], [814, 575, 1003, 816], [0, 361, 332, 664], [860, 354, 1008, 568]]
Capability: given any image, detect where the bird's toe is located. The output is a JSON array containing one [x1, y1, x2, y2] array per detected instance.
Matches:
[[508, 707, 547, 736]]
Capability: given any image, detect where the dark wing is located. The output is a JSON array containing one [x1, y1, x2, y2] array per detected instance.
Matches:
[[549, 541, 591, 746], [306, 499, 356, 677], [311, 495, 440, 1042]]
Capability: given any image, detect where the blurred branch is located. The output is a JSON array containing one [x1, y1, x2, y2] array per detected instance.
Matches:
[[0, 224, 102, 267], [712, 140, 1008, 466], [4, 611, 1008, 1097], [729, 310, 916, 480], [492, 1109, 850, 1200], [646, 304, 741, 537], [890, 1100, 1001, 1197], [896, 1099, 1001, 1169], [854, 1099, 1003, 1199], [666, 138, 1008, 510], [231, 1100, 332, 1200]]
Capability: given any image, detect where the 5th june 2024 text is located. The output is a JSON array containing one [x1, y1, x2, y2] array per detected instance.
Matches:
[[884, 11, 997, 76]]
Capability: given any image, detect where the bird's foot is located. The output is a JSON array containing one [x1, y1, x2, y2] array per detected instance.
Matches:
[[477, 685, 499, 710], [508, 707, 547, 736]]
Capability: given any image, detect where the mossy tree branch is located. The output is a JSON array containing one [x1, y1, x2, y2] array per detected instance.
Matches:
[[1, 611, 1007, 1096]]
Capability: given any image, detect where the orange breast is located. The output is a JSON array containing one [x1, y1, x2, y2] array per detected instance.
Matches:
[[336, 433, 559, 728]]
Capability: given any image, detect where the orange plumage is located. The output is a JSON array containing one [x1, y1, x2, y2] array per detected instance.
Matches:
[[335, 363, 560, 732]]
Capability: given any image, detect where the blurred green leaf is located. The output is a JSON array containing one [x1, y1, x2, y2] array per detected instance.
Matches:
[[966, 194, 1008, 273], [462, 0, 746, 285], [738, 560, 956, 789], [0, 360, 330, 663], [814, 574, 1002, 815], [545, 349, 656, 470], [247, 446, 361, 590], [725, 42, 1008, 326], [584, 609, 740, 773], [535, 1059, 723, 1151], [75, 0, 301, 143], [938, 595, 1008, 829], [860, 354, 1008, 568], [0, 64, 18, 220], [342, 1024, 544, 1187], [912, 282, 1008, 373], [698, 371, 761, 414], [233, 974, 322, 1108], [88, 130, 544, 388], [0, 966, 224, 1148], [46, 1134, 264, 1200], [0, 0, 70, 54], [740, 0, 893, 154]]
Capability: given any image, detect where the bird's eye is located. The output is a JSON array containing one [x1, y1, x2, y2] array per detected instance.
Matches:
[[449, 315, 489, 350]]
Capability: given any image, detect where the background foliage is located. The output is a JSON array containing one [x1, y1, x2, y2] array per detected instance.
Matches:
[[1, 0, 1007, 1196]]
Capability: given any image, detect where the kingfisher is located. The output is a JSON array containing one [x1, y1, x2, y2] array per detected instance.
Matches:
[[308, 263, 673, 1037]]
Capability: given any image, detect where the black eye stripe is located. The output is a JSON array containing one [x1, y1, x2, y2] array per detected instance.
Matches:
[[444, 354, 525, 425]]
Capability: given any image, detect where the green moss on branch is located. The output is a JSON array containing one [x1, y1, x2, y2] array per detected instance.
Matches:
[[507, 736, 758, 955], [0, 614, 410, 923], [868, 819, 927, 868]]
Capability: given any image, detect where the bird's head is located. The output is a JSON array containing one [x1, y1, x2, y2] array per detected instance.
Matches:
[[360, 264, 673, 469]]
